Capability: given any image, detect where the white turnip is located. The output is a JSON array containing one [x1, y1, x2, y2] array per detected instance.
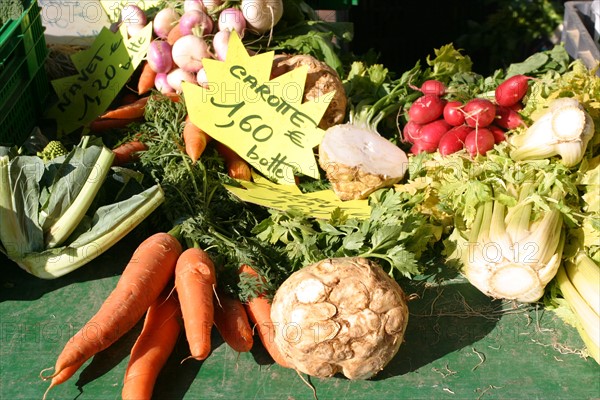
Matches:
[[218, 7, 247, 37], [241, 0, 284, 34], [147, 40, 173, 74], [153, 7, 179, 39], [172, 35, 211, 73], [271, 257, 409, 380], [212, 29, 230, 61], [179, 10, 214, 36], [167, 68, 197, 93], [155, 73, 174, 93], [184, 0, 206, 12]]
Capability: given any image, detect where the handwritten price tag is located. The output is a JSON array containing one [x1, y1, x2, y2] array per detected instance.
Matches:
[[182, 31, 333, 184], [46, 24, 152, 136], [224, 174, 371, 220]]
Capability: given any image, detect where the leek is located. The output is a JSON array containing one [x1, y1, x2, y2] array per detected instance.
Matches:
[[17, 185, 164, 279], [0, 154, 27, 259], [44, 146, 114, 248]]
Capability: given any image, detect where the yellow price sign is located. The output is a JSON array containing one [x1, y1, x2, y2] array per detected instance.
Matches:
[[224, 174, 371, 220], [46, 24, 152, 136], [182, 31, 333, 184]]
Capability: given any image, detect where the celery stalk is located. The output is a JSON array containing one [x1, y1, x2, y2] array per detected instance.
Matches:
[[556, 265, 600, 364], [44, 146, 115, 248]]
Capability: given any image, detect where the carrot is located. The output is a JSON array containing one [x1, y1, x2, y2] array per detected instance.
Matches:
[[238, 264, 289, 368], [121, 291, 182, 400], [215, 142, 252, 181], [88, 117, 142, 133], [112, 139, 148, 166], [167, 22, 183, 46], [183, 116, 212, 163], [137, 61, 157, 95], [100, 96, 150, 120], [175, 247, 217, 361], [40, 233, 182, 395], [213, 290, 254, 353], [99, 92, 181, 120]]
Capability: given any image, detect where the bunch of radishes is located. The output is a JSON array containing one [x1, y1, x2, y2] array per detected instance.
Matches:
[[119, 0, 284, 94], [402, 75, 530, 157]]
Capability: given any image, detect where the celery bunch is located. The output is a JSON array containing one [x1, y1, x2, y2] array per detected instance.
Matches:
[[0, 137, 164, 279]]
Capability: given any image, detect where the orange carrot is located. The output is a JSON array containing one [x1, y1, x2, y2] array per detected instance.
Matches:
[[112, 139, 148, 166], [100, 96, 150, 120], [88, 117, 142, 133], [167, 22, 183, 46], [238, 264, 289, 368], [137, 61, 157, 95], [215, 142, 252, 181], [99, 92, 181, 120], [213, 290, 254, 353], [40, 233, 182, 395], [121, 291, 182, 400], [183, 116, 212, 163], [175, 247, 216, 361]]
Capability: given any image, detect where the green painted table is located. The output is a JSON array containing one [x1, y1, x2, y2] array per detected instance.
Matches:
[[1, 233, 599, 400]]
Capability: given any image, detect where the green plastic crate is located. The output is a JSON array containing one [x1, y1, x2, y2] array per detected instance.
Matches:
[[0, 0, 49, 146]]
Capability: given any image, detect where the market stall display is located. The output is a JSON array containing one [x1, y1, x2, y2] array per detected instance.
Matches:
[[1, 1, 599, 399]]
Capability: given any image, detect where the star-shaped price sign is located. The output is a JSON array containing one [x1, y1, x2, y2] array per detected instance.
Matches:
[[182, 31, 334, 184]]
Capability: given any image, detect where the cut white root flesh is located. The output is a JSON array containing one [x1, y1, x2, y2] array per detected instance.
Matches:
[[319, 124, 409, 200]]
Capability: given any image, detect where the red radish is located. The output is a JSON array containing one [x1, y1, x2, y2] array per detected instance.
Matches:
[[408, 94, 445, 124], [445, 124, 473, 141], [443, 100, 465, 126], [155, 73, 174, 93], [488, 125, 506, 144], [411, 79, 446, 96], [464, 128, 496, 156], [402, 120, 422, 143], [147, 40, 173, 73], [213, 29, 231, 61], [463, 98, 496, 128], [495, 74, 530, 107], [410, 142, 425, 155], [172, 35, 211, 73], [495, 106, 524, 130], [179, 10, 214, 36], [438, 131, 465, 156], [218, 7, 247, 37], [417, 119, 451, 152], [153, 7, 179, 39]]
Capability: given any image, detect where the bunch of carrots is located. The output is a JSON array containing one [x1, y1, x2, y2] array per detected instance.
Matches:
[[92, 88, 251, 181], [40, 231, 288, 400]]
